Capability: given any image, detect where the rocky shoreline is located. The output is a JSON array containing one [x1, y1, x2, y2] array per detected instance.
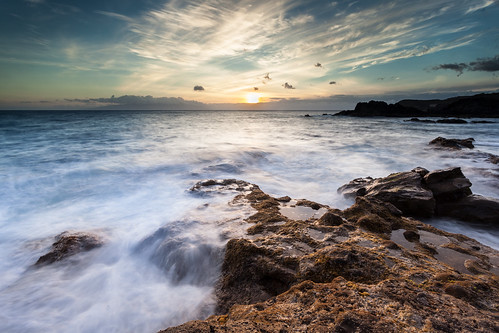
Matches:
[[157, 168, 498, 332], [32, 142, 499, 332]]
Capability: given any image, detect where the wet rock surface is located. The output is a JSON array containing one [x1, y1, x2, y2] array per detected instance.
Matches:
[[338, 166, 499, 225], [437, 194, 499, 226], [429, 137, 475, 149], [337, 168, 435, 217], [162, 177, 499, 333], [35, 231, 105, 266]]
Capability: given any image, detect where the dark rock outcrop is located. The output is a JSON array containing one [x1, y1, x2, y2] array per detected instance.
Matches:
[[429, 137, 475, 149], [334, 100, 423, 117], [338, 167, 499, 225], [423, 167, 472, 201], [334, 92, 499, 118], [35, 231, 104, 266], [437, 194, 499, 225], [338, 168, 435, 217]]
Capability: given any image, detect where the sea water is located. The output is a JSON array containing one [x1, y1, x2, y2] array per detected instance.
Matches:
[[1, 110, 498, 332]]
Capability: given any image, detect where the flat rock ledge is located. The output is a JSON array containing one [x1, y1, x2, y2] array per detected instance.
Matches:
[[161, 177, 499, 333]]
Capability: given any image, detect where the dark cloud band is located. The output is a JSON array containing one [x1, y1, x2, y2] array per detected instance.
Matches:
[[432, 55, 499, 76]]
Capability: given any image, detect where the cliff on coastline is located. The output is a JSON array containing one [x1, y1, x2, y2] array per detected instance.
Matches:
[[160, 168, 499, 332], [334, 92, 499, 118]]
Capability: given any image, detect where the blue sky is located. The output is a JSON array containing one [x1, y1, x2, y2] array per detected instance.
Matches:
[[0, 0, 498, 109]]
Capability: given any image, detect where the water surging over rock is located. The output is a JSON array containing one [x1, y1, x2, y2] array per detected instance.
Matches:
[[135, 221, 224, 286]]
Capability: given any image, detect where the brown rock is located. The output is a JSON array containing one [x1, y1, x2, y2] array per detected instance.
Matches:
[[403, 230, 420, 242], [216, 238, 297, 314], [429, 136, 474, 149], [487, 154, 499, 164], [35, 231, 104, 266], [317, 211, 344, 226]]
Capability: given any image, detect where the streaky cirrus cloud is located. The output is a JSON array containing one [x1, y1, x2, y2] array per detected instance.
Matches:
[[432, 55, 499, 75], [118, 0, 498, 102]]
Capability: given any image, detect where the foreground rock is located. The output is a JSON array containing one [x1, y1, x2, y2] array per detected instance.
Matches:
[[161, 179, 499, 333], [35, 231, 105, 266]]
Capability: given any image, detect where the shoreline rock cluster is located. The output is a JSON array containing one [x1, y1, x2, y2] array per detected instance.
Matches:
[[161, 171, 499, 332], [337, 166, 499, 225]]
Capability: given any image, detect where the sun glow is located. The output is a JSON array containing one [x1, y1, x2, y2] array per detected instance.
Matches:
[[246, 93, 261, 104]]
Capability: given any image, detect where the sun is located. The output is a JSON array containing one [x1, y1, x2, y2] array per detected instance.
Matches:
[[246, 93, 261, 104]]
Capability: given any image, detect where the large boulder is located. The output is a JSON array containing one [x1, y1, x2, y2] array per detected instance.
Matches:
[[436, 194, 499, 225], [35, 231, 104, 266], [423, 167, 472, 202], [338, 169, 435, 217]]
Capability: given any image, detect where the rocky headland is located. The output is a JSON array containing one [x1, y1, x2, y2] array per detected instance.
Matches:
[[160, 169, 499, 332], [334, 92, 499, 118]]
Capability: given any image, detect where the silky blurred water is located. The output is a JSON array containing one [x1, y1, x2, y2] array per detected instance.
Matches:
[[1, 110, 498, 332]]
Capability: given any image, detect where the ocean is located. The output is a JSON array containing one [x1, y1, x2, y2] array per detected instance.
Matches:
[[1, 110, 498, 332]]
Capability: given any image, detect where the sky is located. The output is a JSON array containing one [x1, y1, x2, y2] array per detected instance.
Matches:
[[0, 0, 498, 110]]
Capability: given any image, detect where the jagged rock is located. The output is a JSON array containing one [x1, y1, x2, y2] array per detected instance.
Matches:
[[276, 196, 291, 202], [423, 167, 472, 201], [336, 177, 372, 198], [35, 231, 104, 266], [295, 199, 323, 210], [338, 170, 435, 217], [190, 179, 256, 193], [216, 238, 297, 314], [317, 211, 344, 226], [436, 194, 499, 225], [429, 137, 475, 149], [338, 167, 499, 225]]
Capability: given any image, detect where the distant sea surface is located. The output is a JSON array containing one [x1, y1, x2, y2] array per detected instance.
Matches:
[[1, 110, 498, 332]]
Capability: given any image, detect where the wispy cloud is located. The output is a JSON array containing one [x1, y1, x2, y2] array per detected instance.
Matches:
[[465, 0, 496, 14], [120, 0, 493, 99], [95, 10, 133, 23]]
